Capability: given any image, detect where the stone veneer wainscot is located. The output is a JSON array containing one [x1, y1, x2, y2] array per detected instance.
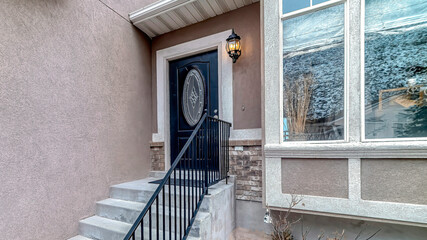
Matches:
[[229, 140, 263, 202], [150, 142, 165, 171], [149, 140, 263, 202]]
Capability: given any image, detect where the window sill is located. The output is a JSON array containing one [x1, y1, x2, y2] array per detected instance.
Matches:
[[264, 141, 427, 158]]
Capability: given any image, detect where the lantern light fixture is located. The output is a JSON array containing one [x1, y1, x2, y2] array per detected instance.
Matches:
[[226, 29, 241, 63]]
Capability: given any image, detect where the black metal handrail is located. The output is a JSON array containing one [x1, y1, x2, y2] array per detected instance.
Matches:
[[124, 112, 231, 240]]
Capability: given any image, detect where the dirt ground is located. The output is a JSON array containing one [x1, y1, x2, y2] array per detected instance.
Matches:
[[228, 227, 270, 240]]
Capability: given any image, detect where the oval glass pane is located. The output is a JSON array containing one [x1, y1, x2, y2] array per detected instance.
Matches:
[[182, 69, 205, 127]]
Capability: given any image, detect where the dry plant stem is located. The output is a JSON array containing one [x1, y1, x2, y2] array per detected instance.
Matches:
[[269, 194, 381, 240], [365, 229, 381, 240], [270, 195, 303, 240], [284, 73, 314, 139]]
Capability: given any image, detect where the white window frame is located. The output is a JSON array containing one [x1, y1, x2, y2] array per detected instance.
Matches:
[[360, 0, 427, 143], [280, 0, 349, 144]]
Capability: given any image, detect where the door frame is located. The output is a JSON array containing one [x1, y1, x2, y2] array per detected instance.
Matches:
[[154, 30, 233, 169]]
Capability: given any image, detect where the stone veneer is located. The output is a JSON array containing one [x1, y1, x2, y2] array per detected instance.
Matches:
[[150, 142, 165, 171], [149, 140, 263, 202], [229, 140, 263, 202]]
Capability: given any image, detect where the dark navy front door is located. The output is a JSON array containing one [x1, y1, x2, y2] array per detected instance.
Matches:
[[169, 50, 218, 163]]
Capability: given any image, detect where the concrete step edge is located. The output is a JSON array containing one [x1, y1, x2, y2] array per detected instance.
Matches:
[[67, 235, 93, 240], [97, 198, 210, 221], [79, 216, 131, 234]]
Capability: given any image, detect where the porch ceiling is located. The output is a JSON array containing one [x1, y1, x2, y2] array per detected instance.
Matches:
[[129, 0, 259, 38]]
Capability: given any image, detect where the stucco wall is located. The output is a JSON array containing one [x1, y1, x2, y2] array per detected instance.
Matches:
[[236, 200, 427, 239], [281, 158, 349, 198], [361, 159, 427, 205], [0, 1, 152, 239], [101, 0, 158, 18], [284, 212, 427, 240], [151, 3, 261, 131]]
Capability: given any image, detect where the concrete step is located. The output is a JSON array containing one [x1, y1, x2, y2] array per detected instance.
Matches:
[[68, 235, 93, 240], [96, 198, 210, 235], [79, 215, 201, 240], [79, 216, 132, 240], [110, 179, 206, 206], [149, 171, 166, 178], [96, 198, 144, 224], [150, 170, 218, 180]]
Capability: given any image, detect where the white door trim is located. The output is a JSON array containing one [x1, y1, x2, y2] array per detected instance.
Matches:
[[154, 30, 234, 169], [155, 30, 262, 169]]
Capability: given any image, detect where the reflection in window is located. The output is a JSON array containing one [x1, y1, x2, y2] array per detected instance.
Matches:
[[283, 0, 333, 14], [283, 0, 310, 14], [312, 0, 330, 5], [364, 0, 427, 139], [283, 4, 345, 141]]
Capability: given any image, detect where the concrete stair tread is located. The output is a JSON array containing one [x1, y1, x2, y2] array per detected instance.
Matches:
[[80, 215, 131, 233], [80, 215, 202, 240], [68, 235, 93, 240], [111, 178, 162, 191], [112, 177, 207, 191], [112, 182, 208, 192], [100, 197, 207, 213], [149, 171, 166, 178], [98, 198, 144, 211], [110, 179, 207, 203], [97, 197, 210, 220]]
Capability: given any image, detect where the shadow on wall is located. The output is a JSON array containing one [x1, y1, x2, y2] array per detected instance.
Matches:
[[272, 211, 427, 240], [237, 200, 427, 240]]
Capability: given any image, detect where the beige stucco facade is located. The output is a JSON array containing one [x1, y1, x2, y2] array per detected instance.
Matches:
[[0, 1, 263, 238], [361, 159, 427, 205], [0, 1, 154, 239], [281, 158, 349, 198]]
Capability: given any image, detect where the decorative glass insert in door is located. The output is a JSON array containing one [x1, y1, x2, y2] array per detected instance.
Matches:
[[364, 0, 427, 139], [282, 4, 345, 141], [182, 69, 205, 127]]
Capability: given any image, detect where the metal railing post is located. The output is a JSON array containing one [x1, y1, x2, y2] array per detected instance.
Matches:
[[204, 113, 209, 195]]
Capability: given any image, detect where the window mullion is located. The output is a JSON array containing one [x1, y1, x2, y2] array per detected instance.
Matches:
[[347, 0, 363, 143]]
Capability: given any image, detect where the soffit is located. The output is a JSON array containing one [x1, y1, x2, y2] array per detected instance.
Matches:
[[129, 0, 259, 38]]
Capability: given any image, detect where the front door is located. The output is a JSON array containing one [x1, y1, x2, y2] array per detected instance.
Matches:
[[169, 50, 218, 163]]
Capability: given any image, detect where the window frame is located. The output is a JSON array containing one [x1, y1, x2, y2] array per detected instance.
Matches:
[[360, 0, 427, 143], [279, 0, 350, 144]]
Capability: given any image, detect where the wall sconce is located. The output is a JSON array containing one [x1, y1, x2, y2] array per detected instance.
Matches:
[[226, 29, 241, 63]]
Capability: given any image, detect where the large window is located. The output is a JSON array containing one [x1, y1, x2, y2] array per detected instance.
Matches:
[[282, 3, 345, 141], [278, 0, 427, 143], [364, 0, 427, 139]]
